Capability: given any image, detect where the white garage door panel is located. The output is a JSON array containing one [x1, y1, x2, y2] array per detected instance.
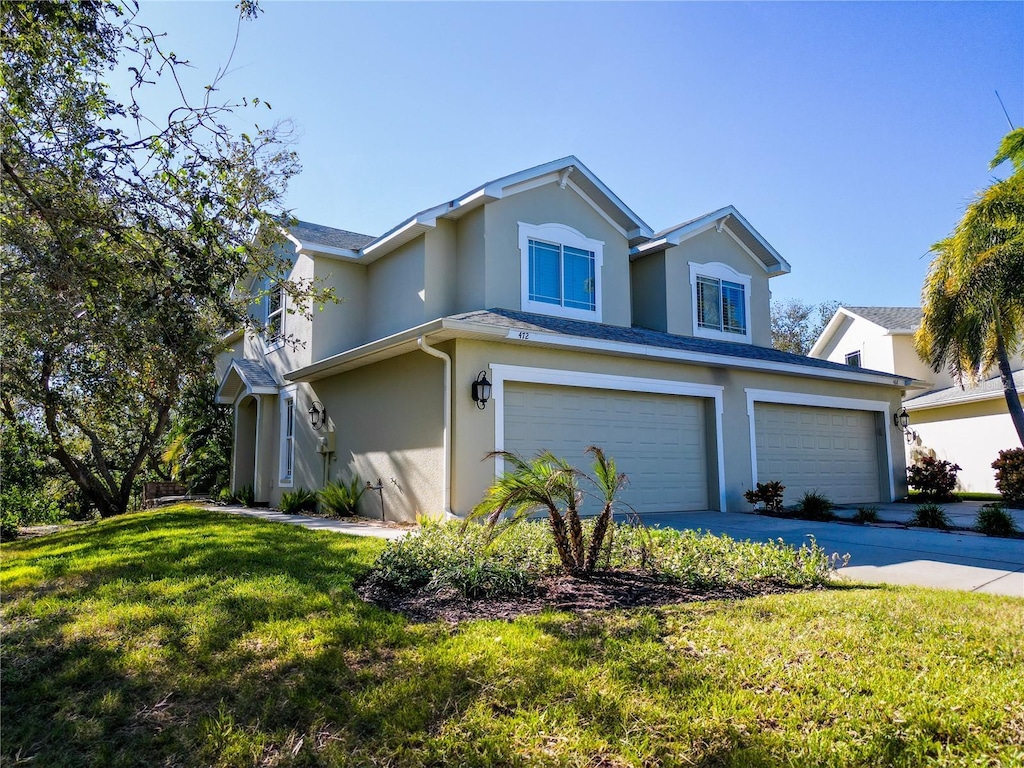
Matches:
[[754, 403, 881, 504], [504, 383, 708, 513]]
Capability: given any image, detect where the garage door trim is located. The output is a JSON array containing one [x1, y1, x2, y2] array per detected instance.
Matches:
[[491, 364, 726, 511], [745, 388, 896, 501]]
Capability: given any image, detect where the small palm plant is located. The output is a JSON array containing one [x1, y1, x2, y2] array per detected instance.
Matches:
[[318, 475, 364, 517], [469, 447, 627, 575]]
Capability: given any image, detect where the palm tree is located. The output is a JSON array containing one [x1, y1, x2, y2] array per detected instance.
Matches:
[[470, 450, 578, 572], [583, 446, 628, 573], [916, 128, 1024, 444], [469, 447, 629, 575]]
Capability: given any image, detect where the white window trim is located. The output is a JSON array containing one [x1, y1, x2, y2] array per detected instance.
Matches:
[[744, 388, 896, 502], [279, 384, 298, 487], [264, 282, 286, 353], [845, 350, 862, 368], [489, 363, 727, 512], [519, 222, 604, 322], [688, 261, 752, 344]]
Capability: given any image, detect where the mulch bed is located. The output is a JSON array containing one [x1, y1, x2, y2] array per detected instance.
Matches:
[[358, 570, 808, 624]]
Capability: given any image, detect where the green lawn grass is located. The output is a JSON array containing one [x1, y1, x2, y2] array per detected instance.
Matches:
[[2, 507, 1022, 767]]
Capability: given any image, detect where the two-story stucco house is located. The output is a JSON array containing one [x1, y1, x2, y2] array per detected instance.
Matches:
[[216, 157, 916, 520], [811, 306, 1024, 493]]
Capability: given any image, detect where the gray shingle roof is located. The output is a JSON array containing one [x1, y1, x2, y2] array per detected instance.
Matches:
[[451, 308, 904, 379], [845, 306, 922, 332], [289, 220, 375, 251], [234, 359, 278, 388], [904, 369, 1024, 409]]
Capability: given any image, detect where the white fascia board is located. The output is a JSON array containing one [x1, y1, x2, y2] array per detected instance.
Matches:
[[569, 161, 652, 237], [903, 388, 1004, 411], [296, 242, 361, 260], [501, 328, 916, 388], [723, 207, 791, 274], [359, 217, 437, 262]]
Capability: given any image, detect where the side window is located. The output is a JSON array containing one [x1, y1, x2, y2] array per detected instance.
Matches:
[[520, 222, 603, 321], [845, 351, 862, 368], [279, 388, 296, 486], [266, 283, 285, 342], [689, 262, 752, 344]]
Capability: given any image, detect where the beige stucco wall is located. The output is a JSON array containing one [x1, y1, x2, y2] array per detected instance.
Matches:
[[454, 207, 485, 314], [481, 181, 633, 327], [908, 398, 1021, 494], [630, 251, 667, 332], [366, 238, 428, 341], [285, 350, 447, 521], [890, 335, 952, 388], [312, 258, 368, 361], [449, 338, 907, 515], [661, 229, 773, 347]]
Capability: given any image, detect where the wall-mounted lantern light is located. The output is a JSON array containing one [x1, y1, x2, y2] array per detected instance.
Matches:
[[893, 406, 916, 443], [471, 371, 492, 410], [308, 400, 326, 430]]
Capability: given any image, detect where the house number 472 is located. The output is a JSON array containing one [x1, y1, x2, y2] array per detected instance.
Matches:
[[517, 331, 530, 340]]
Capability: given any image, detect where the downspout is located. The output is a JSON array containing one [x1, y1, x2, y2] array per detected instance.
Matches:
[[417, 337, 453, 516]]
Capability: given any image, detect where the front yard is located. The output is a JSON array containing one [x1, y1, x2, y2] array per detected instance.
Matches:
[[2, 507, 1022, 767]]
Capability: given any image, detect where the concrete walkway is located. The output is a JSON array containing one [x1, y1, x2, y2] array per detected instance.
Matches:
[[643, 510, 1024, 598], [209, 504, 410, 540]]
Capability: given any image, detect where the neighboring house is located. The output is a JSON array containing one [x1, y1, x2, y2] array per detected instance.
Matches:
[[216, 157, 916, 520], [810, 306, 1024, 493]]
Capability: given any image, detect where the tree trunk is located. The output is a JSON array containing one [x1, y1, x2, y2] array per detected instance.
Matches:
[[584, 504, 612, 573], [995, 330, 1024, 446], [545, 505, 575, 574]]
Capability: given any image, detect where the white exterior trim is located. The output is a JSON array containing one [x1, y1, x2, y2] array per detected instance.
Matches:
[[688, 261, 753, 345], [519, 222, 605, 322], [744, 388, 896, 501], [489, 363, 727, 511], [566, 177, 629, 239], [278, 384, 299, 488]]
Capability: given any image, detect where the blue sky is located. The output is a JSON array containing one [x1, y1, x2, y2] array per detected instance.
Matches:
[[131, 1, 1022, 308]]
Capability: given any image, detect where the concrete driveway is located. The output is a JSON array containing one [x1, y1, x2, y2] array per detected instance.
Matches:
[[642, 511, 1024, 597]]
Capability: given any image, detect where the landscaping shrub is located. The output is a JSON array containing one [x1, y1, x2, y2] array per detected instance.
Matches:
[[908, 502, 952, 530], [974, 503, 1020, 537], [795, 490, 835, 521], [907, 456, 961, 501], [279, 488, 318, 515], [992, 448, 1024, 506], [854, 506, 880, 523], [0, 508, 20, 541], [231, 485, 255, 507], [318, 475, 365, 516], [368, 519, 842, 598], [743, 480, 785, 513]]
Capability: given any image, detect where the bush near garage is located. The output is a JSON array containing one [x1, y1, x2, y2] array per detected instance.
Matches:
[[907, 456, 961, 501], [992, 448, 1024, 507]]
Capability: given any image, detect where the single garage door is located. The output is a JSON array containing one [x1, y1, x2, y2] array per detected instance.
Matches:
[[754, 403, 882, 504], [503, 382, 709, 513]]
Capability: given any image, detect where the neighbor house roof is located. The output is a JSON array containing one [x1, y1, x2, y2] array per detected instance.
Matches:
[[842, 306, 922, 333], [809, 305, 922, 359], [903, 369, 1024, 411], [288, 307, 920, 389]]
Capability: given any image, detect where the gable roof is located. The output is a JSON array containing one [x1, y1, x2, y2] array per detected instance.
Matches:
[[809, 305, 922, 358], [288, 220, 375, 252], [216, 359, 279, 404], [631, 205, 791, 276], [903, 368, 1024, 411]]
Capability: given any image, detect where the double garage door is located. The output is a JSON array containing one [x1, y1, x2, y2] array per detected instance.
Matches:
[[754, 402, 883, 505], [503, 383, 709, 513]]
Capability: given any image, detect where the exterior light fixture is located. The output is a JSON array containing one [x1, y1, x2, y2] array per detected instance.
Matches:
[[471, 371, 492, 410], [893, 406, 916, 443], [308, 401, 326, 430]]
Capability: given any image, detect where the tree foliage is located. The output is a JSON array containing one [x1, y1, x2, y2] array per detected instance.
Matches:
[[915, 128, 1024, 444], [770, 299, 840, 355], [0, 1, 328, 516]]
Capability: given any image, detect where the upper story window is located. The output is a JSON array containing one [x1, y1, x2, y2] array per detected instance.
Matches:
[[266, 282, 285, 344], [688, 261, 752, 344], [519, 222, 603, 321], [845, 351, 862, 368]]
